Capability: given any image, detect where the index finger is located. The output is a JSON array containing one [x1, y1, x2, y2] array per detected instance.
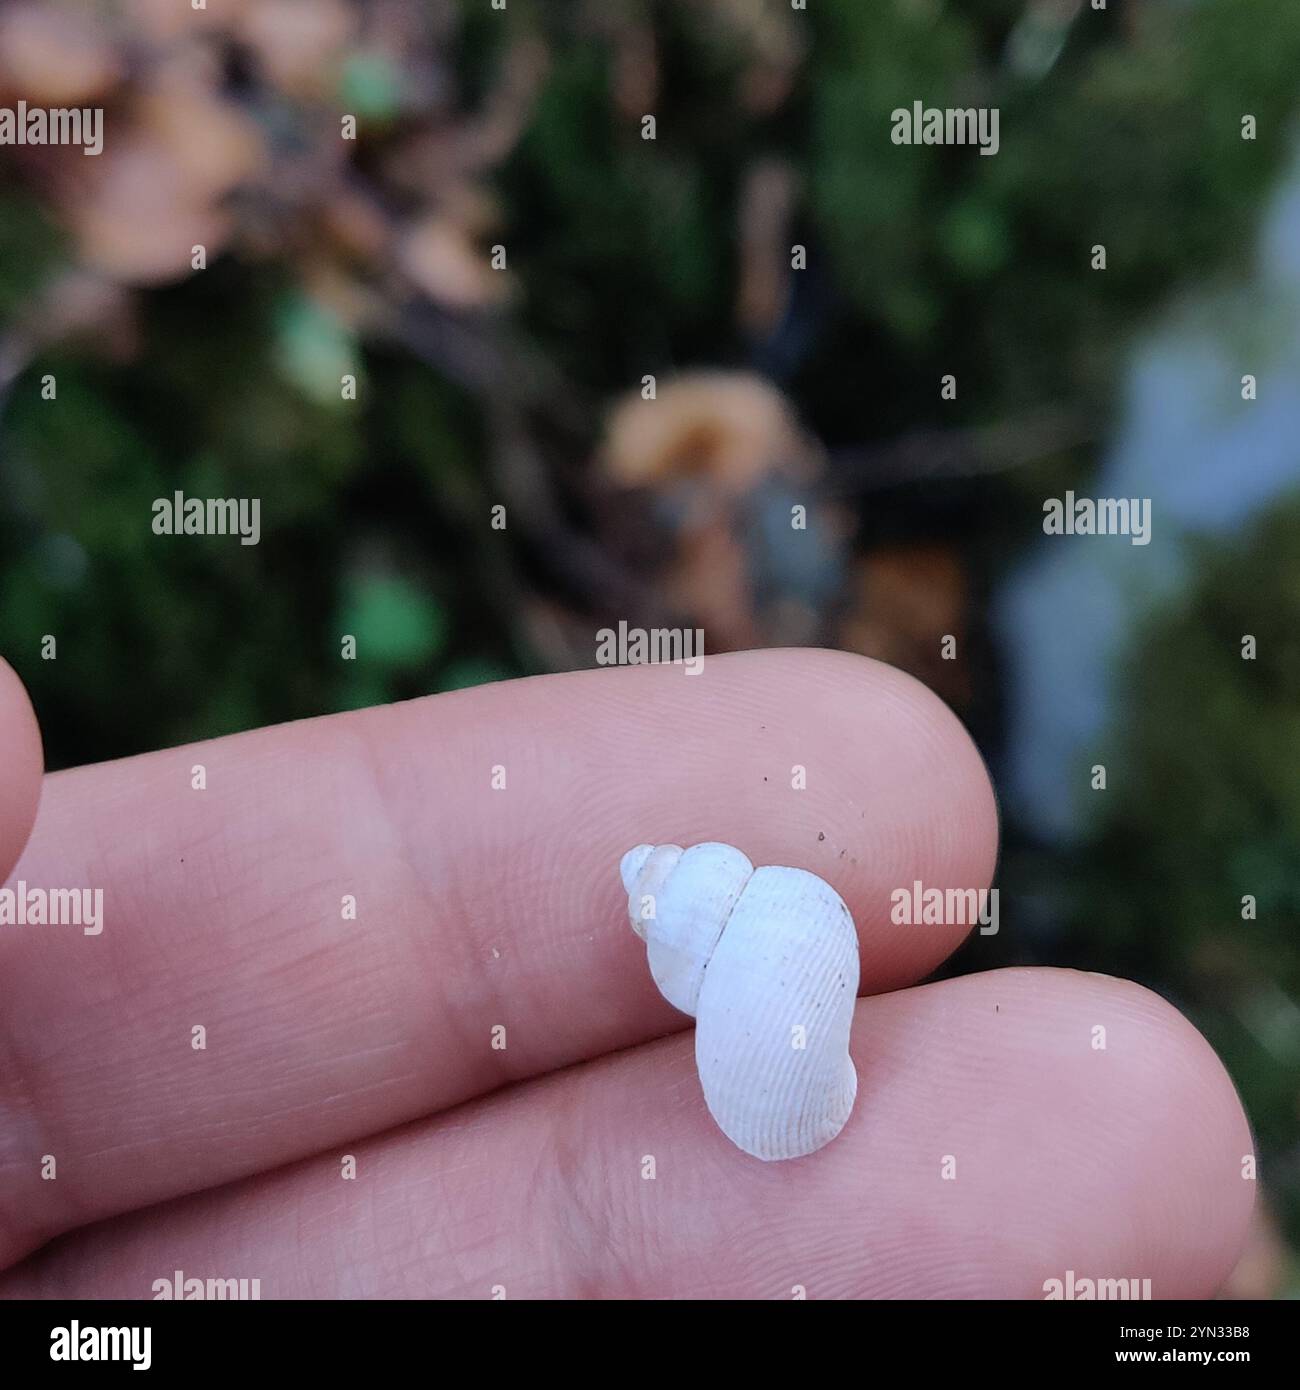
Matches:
[[0, 648, 997, 1267], [0, 656, 43, 883]]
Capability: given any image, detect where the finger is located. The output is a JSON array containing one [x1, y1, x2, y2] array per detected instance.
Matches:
[[0, 656, 43, 884], [0, 649, 996, 1267], [1, 968, 1252, 1299]]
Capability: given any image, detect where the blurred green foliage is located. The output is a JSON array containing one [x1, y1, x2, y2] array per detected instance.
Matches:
[[1074, 502, 1300, 1270], [6, 1, 1300, 758]]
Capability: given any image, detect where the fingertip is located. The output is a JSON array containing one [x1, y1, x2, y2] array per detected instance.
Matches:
[[763, 648, 1001, 983], [784, 647, 999, 864], [1075, 971, 1257, 1296], [0, 656, 44, 883], [953, 966, 1255, 1297], [852, 651, 1001, 884]]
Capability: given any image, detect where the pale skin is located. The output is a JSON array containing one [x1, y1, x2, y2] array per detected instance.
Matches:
[[0, 650, 1254, 1298]]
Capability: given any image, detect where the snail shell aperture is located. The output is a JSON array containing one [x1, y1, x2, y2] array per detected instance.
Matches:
[[620, 842, 860, 1161]]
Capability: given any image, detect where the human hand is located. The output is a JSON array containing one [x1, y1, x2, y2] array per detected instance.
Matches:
[[0, 650, 1253, 1298]]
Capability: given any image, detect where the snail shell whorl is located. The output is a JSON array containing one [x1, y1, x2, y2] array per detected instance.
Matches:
[[622, 842, 859, 1161]]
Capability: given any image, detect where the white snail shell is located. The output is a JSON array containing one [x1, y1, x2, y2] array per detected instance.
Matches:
[[620, 842, 859, 1161]]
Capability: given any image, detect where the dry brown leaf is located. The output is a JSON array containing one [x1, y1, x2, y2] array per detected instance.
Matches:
[[398, 216, 510, 310], [235, 0, 356, 99], [0, 5, 123, 105], [300, 257, 385, 334], [665, 514, 760, 653], [321, 188, 394, 263], [124, 0, 248, 42], [601, 371, 808, 495], [437, 182, 503, 240], [838, 545, 970, 705], [64, 137, 232, 285], [133, 66, 266, 200]]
